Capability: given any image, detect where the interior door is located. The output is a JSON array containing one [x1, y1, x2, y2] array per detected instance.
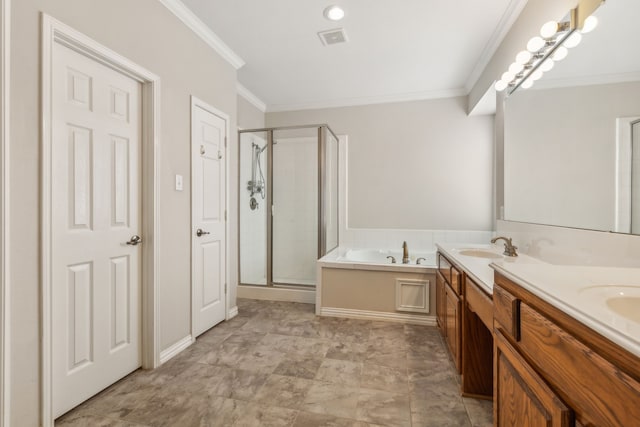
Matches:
[[191, 101, 227, 337], [51, 42, 142, 417]]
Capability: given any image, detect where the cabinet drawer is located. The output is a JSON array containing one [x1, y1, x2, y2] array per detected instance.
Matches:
[[465, 276, 492, 330], [519, 303, 640, 427], [493, 285, 519, 340]]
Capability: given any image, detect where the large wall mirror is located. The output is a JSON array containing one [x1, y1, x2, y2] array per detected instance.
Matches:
[[504, 0, 640, 234]]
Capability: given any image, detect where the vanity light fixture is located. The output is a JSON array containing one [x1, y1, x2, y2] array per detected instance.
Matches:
[[323, 5, 345, 21], [494, 0, 605, 94]]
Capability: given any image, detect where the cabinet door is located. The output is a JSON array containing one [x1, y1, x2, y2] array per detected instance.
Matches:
[[495, 330, 572, 427], [445, 284, 461, 371], [436, 272, 446, 332]]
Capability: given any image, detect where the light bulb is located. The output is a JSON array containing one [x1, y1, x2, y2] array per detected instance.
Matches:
[[539, 59, 554, 72], [540, 21, 559, 38], [509, 62, 524, 74], [530, 69, 543, 81], [521, 78, 534, 89], [581, 16, 598, 33], [501, 71, 515, 83], [515, 50, 532, 65], [564, 32, 582, 48], [495, 80, 508, 92], [553, 46, 568, 61], [527, 36, 545, 52], [323, 5, 345, 21]]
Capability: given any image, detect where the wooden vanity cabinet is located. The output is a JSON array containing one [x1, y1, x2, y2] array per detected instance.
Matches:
[[494, 272, 640, 427], [436, 253, 462, 371], [444, 284, 461, 370], [435, 271, 446, 330]]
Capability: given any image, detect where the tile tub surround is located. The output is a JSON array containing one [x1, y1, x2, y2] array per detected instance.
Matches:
[[339, 228, 495, 254], [56, 299, 492, 427]]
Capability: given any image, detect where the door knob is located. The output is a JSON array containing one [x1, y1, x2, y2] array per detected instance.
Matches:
[[126, 235, 142, 245], [196, 228, 210, 237]]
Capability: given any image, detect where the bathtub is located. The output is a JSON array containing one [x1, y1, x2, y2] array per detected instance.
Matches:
[[316, 247, 438, 325]]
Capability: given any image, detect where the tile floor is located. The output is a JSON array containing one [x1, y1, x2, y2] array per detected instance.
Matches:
[[56, 299, 493, 427]]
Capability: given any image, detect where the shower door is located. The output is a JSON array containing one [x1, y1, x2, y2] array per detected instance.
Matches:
[[272, 129, 318, 286], [239, 131, 268, 285], [238, 125, 339, 288]]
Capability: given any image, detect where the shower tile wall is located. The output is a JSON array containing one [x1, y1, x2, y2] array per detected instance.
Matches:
[[240, 133, 267, 285], [272, 137, 318, 285]]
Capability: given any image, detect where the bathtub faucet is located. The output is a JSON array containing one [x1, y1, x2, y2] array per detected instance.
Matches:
[[402, 241, 410, 264]]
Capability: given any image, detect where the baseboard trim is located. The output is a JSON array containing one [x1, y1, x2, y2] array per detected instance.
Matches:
[[320, 307, 437, 326], [228, 306, 239, 319], [238, 285, 315, 304], [159, 335, 194, 364]]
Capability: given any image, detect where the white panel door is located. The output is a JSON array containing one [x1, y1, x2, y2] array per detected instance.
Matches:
[[192, 103, 227, 337], [51, 42, 142, 418]]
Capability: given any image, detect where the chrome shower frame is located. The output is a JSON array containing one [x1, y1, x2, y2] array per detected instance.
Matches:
[[237, 124, 339, 289]]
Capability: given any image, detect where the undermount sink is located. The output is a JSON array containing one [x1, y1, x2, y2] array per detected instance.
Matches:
[[458, 249, 502, 259], [579, 285, 640, 324]]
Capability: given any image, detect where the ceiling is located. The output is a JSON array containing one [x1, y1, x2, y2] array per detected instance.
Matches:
[[180, 0, 521, 111]]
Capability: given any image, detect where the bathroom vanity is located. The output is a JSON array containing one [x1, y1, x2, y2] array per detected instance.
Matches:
[[493, 270, 640, 426], [435, 245, 640, 426]]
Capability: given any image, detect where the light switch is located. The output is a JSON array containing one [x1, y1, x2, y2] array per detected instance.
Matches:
[[175, 174, 183, 191]]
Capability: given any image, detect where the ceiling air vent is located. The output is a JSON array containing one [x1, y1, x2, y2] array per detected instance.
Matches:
[[318, 28, 348, 46]]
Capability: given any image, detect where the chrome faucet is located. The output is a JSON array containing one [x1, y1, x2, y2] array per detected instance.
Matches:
[[491, 236, 518, 257], [402, 241, 410, 264]]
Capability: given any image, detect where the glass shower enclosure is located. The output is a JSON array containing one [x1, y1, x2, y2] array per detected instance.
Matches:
[[239, 125, 339, 288]]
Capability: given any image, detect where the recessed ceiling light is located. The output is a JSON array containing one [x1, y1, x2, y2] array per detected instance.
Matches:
[[324, 5, 345, 21]]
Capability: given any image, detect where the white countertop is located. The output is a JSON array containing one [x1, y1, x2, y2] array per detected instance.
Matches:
[[436, 243, 640, 358], [436, 243, 545, 294]]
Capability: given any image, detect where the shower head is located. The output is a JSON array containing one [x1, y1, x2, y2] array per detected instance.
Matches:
[[252, 142, 267, 153]]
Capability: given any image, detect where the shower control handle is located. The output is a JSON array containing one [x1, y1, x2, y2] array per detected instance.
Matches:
[[196, 228, 210, 237]]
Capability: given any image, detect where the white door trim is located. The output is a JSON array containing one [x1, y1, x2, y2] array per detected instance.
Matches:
[[0, 0, 10, 425], [190, 96, 231, 337], [41, 14, 161, 426]]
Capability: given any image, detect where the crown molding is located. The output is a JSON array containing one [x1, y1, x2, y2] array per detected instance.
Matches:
[[158, 0, 245, 70], [266, 87, 467, 113], [465, 0, 529, 93], [236, 83, 266, 112]]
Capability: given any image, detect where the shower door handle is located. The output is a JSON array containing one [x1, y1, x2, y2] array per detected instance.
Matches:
[[196, 228, 210, 237]]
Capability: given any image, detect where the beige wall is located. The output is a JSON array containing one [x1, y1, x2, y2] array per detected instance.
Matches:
[[267, 97, 495, 231], [9, 1, 238, 424], [237, 95, 265, 129]]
